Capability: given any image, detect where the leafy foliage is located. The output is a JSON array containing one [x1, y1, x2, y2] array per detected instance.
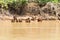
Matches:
[[0, 0, 59, 15], [0, 0, 59, 8]]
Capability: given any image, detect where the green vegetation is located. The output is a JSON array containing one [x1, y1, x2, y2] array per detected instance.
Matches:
[[0, 0, 59, 9], [37, 0, 59, 4], [0, 0, 27, 15], [0, 0, 27, 9], [0, 0, 59, 15]]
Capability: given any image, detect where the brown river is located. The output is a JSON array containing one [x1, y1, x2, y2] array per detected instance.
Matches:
[[0, 20, 60, 40]]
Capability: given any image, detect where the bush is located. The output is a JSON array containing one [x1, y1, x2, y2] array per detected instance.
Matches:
[[7, 0, 27, 15], [0, 0, 59, 15]]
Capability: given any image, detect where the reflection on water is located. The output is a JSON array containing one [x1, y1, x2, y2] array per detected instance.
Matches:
[[0, 20, 60, 40]]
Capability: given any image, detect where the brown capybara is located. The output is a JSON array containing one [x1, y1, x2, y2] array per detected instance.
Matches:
[[31, 17, 35, 21], [16, 20, 18, 22], [18, 19, 22, 22], [11, 16, 18, 22], [11, 19, 15, 22], [13, 16, 17, 21], [31, 17, 36, 21], [31, 18, 35, 21], [37, 18, 42, 22], [25, 18, 30, 23], [58, 17, 60, 20]]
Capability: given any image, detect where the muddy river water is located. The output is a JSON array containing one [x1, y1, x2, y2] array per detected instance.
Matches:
[[0, 20, 60, 40]]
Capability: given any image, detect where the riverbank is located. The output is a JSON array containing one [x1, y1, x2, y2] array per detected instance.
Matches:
[[0, 15, 58, 21]]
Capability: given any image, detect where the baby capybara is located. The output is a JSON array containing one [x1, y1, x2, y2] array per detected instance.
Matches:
[[37, 18, 42, 22], [11, 19, 15, 22], [11, 16, 18, 22], [31, 18, 35, 21], [18, 19, 22, 22], [13, 16, 17, 21], [25, 18, 30, 23], [16, 20, 18, 22]]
